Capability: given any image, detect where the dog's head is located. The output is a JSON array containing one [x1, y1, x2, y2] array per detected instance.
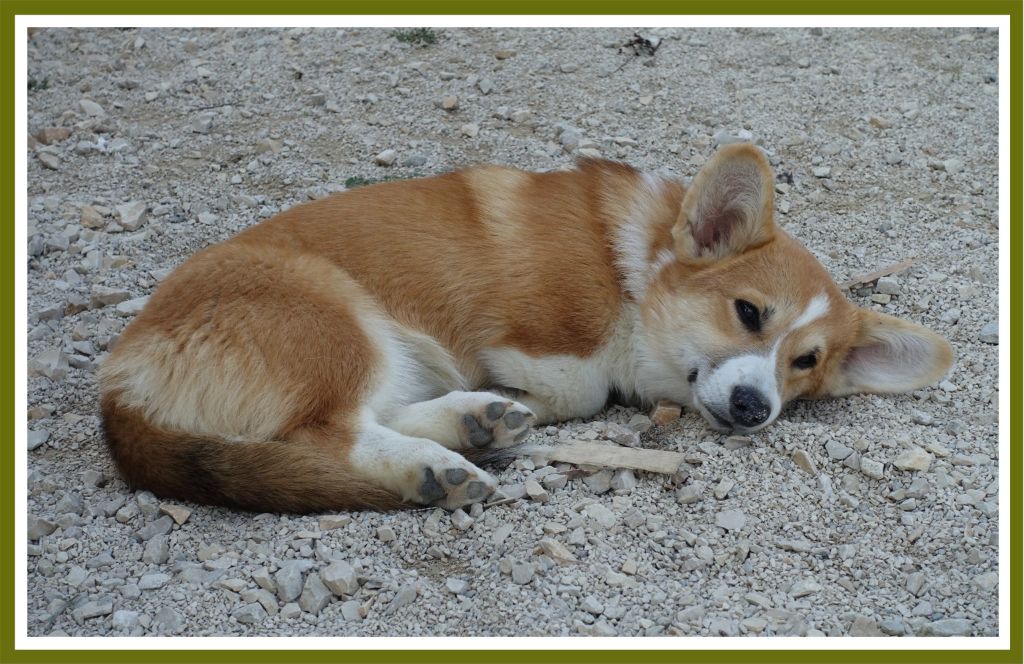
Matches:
[[641, 144, 953, 433]]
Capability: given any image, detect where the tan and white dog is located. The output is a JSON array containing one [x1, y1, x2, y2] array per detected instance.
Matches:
[[99, 144, 953, 513]]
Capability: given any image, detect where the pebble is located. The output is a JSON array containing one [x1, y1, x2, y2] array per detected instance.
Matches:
[[525, 480, 549, 503], [789, 578, 822, 597], [650, 400, 681, 425], [340, 600, 364, 621], [37, 153, 61, 170], [27, 516, 57, 540], [135, 515, 173, 541], [440, 95, 459, 111], [319, 514, 351, 531], [28, 429, 50, 451], [138, 573, 171, 590], [274, 560, 313, 602], [159, 503, 191, 525], [585, 503, 617, 529], [445, 578, 469, 594], [298, 572, 333, 615], [676, 484, 704, 505], [35, 127, 72, 145], [875, 276, 901, 295], [715, 509, 746, 531], [627, 413, 652, 433], [78, 99, 106, 117], [511, 562, 534, 585], [792, 449, 817, 474], [29, 349, 68, 381], [605, 422, 640, 446], [377, 526, 396, 542], [451, 508, 475, 529], [979, 321, 998, 344], [893, 446, 932, 472], [812, 166, 832, 178], [921, 618, 972, 636], [374, 149, 397, 166], [192, 114, 213, 134], [72, 596, 113, 622], [879, 618, 906, 635], [477, 77, 494, 95], [232, 603, 268, 625], [911, 410, 935, 426], [973, 572, 998, 592], [460, 123, 479, 138], [387, 584, 418, 613], [321, 560, 358, 596], [116, 201, 147, 231], [581, 595, 603, 614], [111, 610, 139, 631], [860, 457, 885, 480], [849, 615, 883, 636], [153, 607, 184, 633], [142, 534, 170, 564], [611, 469, 637, 492], [582, 470, 612, 495]]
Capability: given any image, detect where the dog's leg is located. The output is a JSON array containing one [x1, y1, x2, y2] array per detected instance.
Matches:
[[383, 391, 535, 450], [349, 421, 498, 509]]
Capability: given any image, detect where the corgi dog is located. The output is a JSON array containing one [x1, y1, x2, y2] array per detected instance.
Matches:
[[99, 144, 952, 513]]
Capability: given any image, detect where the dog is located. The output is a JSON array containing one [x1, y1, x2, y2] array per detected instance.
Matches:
[[99, 144, 953, 513]]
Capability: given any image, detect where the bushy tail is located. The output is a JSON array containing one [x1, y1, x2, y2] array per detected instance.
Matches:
[[100, 392, 402, 513]]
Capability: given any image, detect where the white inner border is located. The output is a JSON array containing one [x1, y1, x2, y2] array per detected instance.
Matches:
[[14, 13, 1012, 653]]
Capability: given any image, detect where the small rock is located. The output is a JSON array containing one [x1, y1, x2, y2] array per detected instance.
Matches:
[[875, 277, 901, 295], [29, 349, 68, 381], [511, 562, 534, 585], [973, 572, 998, 592], [387, 584, 418, 613], [627, 414, 652, 433], [792, 449, 817, 474], [35, 127, 72, 145], [377, 526, 396, 542], [911, 410, 935, 426], [321, 561, 358, 596], [812, 166, 832, 178], [715, 509, 746, 531], [451, 508, 475, 530], [116, 201, 147, 231], [159, 503, 191, 525], [153, 607, 184, 634], [525, 480, 549, 503], [611, 469, 637, 492], [319, 514, 351, 531], [90, 286, 130, 309], [440, 95, 459, 111], [37, 153, 60, 170], [586, 503, 617, 529], [460, 123, 479, 138], [298, 572, 333, 615], [142, 534, 169, 564], [583, 470, 612, 495], [111, 610, 139, 631], [232, 603, 268, 625], [849, 615, 883, 636], [921, 618, 972, 636], [138, 573, 171, 590], [274, 561, 312, 602], [581, 595, 604, 614], [713, 479, 735, 500], [192, 114, 213, 134], [72, 596, 113, 622], [28, 429, 49, 451], [650, 400, 682, 425], [135, 515, 173, 541], [860, 457, 885, 480], [789, 578, 822, 597], [894, 446, 932, 472], [825, 440, 854, 460], [374, 149, 397, 166], [676, 484, 704, 505], [78, 99, 105, 117], [445, 578, 469, 594], [340, 600, 364, 621], [27, 516, 57, 540], [477, 77, 494, 95], [942, 159, 964, 175], [879, 618, 906, 635], [979, 321, 998, 344]]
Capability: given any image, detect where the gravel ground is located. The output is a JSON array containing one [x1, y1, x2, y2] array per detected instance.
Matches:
[[24, 27, 1000, 638]]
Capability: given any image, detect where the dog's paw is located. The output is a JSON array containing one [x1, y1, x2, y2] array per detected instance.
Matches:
[[416, 463, 496, 509], [459, 398, 536, 449]]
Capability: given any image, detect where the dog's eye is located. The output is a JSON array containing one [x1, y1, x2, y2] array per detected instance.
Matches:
[[734, 299, 761, 332], [793, 353, 818, 370]]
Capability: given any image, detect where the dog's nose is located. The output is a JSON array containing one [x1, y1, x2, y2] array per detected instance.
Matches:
[[729, 385, 771, 428]]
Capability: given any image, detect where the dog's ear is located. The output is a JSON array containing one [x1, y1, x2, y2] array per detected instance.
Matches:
[[825, 309, 954, 397], [674, 143, 776, 261]]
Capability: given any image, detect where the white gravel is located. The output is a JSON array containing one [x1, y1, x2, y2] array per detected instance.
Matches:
[[25, 26, 999, 637]]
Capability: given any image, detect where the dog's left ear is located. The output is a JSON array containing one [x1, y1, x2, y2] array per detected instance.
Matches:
[[825, 309, 954, 397], [675, 143, 776, 261]]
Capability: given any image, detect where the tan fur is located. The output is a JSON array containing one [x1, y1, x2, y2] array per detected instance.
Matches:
[[100, 144, 953, 513]]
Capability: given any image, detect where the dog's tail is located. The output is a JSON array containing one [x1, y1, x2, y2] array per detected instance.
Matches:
[[100, 392, 402, 513]]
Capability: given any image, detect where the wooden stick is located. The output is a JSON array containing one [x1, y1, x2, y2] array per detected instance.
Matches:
[[841, 258, 916, 289], [533, 442, 686, 475]]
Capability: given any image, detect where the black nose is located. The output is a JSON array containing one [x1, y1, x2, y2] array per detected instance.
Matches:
[[729, 385, 771, 428]]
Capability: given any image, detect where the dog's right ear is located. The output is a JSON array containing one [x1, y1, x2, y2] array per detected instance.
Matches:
[[674, 144, 776, 261]]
